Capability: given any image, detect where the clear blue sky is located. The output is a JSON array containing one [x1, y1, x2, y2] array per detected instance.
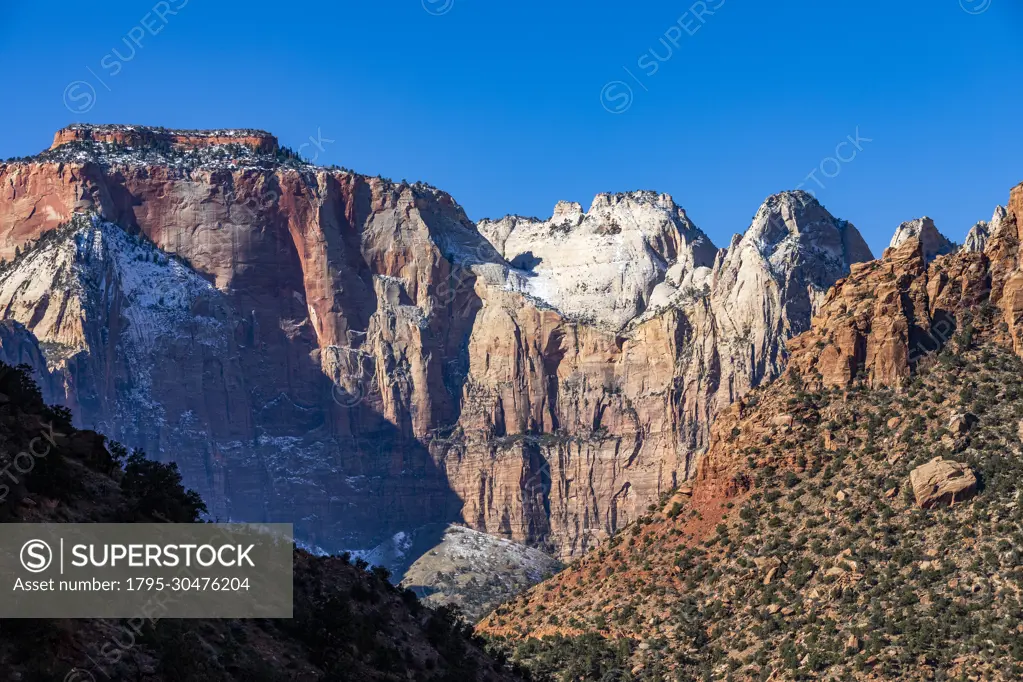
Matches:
[[2, 0, 1021, 255]]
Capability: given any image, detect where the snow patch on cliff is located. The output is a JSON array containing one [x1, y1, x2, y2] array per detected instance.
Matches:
[[478, 191, 717, 330], [0, 213, 229, 436]]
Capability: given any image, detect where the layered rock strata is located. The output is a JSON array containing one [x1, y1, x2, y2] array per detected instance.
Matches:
[[0, 126, 875, 560]]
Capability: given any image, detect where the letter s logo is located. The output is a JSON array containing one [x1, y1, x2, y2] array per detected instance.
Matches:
[[20, 539, 53, 573]]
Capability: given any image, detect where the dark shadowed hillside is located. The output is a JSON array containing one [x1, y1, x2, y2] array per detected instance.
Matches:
[[0, 361, 521, 682]]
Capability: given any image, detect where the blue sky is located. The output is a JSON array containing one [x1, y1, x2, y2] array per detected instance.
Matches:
[[1, 0, 1021, 255]]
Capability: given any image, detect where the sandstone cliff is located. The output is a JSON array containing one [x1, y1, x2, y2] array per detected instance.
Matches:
[[0, 129, 488, 554], [443, 189, 872, 558], [0, 320, 61, 402], [0, 125, 873, 563], [481, 181, 1023, 682]]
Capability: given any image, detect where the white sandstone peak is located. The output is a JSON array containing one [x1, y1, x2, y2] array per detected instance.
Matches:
[[889, 217, 954, 262], [964, 222, 989, 253], [729, 190, 873, 283], [965, 205, 1007, 253], [551, 201, 584, 225], [478, 192, 717, 330], [992, 204, 1008, 230]]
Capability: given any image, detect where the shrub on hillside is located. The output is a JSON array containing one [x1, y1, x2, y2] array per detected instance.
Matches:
[[120, 450, 207, 522]]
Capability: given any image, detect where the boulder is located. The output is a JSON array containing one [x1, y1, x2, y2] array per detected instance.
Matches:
[[909, 458, 977, 509], [948, 412, 977, 435], [772, 414, 795, 429]]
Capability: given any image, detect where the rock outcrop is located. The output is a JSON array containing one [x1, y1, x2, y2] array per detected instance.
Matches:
[[889, 217, 954, 263], [51, 123, 280, 154], [909, 457, 977, 509], [964, 206, 1006, 253], [0, 126, 873, 562], [788, 223, 988, 390], [400, 525, 562, 621], [787, 184, 1023, 394]]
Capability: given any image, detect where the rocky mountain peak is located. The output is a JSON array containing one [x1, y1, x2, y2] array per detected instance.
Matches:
[[51, 123, 279, 154], [550, 200, 584, 224], [889, 216, 954, 262], [968, 205, 1010, 252], [715, 190, 873, 301], [478, 191, 717, 330], [739, 190, 873, 265], [965, 221, 991, 253], [655, 192, 875, 425], [992, 203, 1009, 231]]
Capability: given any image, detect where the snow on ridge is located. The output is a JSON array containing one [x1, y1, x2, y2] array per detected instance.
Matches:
[[60, 215, 228, 352], [0, 214, 230, 433], [477, 192, 717, 330]]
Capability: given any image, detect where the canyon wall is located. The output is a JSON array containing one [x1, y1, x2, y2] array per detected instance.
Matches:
[[0, 125, 875, 559]]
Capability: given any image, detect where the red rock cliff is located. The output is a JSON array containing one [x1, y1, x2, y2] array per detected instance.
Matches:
[[0, 125, 875, 560], [51, 124, 279, 154]]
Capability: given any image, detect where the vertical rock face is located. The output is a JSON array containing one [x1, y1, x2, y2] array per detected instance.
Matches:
[[0, 320, 60, 402], [454, 190, 872, 557], [787, 184, 1023, 392], [0, 126, 873, 560], [0, 129, 486, 553]]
